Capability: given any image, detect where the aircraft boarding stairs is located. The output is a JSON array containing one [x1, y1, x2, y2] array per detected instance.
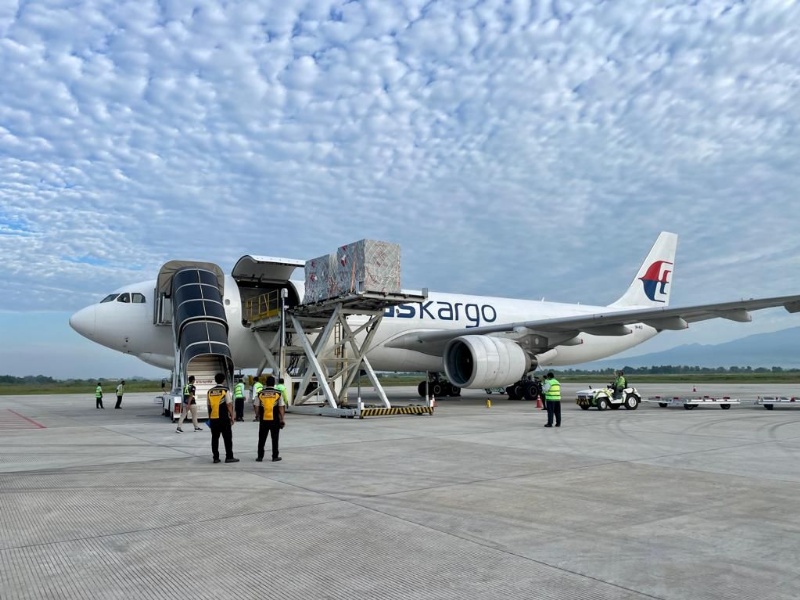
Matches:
[[154, 263, 234, 421]]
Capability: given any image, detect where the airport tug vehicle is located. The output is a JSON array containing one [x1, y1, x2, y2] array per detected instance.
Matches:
[[576, 385, 641, 411]]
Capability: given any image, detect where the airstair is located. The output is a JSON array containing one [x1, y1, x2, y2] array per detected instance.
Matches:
[[153, 261, 234, 420]]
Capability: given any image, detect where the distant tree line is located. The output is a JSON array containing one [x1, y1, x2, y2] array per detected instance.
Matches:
[[556, 365, 799, 375], [0, 375, 156, 384]]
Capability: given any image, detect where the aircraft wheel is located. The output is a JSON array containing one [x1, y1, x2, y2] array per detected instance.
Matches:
[[765, 404, 774, 410], [417, 382, 427, 397], [505, 385, 517, 400], [596, 397, 609, 411], [659, 403, 668, 408], [625, 395, 639, 410], [720, 404, 731, 410], [451, 386, 461, 397], [432, 383, 443, 397]]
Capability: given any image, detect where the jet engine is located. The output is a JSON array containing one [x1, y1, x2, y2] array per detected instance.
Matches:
[[444, 335, 531, 389]]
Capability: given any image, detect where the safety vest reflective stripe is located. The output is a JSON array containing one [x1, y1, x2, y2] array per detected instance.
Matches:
[[207, 388, 227, 419], [545, 381, 561, 401], [95, 386, 102, 398], [234, 383, 245, 398], [183, 384, 189, 397]]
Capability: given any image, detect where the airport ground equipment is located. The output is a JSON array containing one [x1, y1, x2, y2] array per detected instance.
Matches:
[[645, 395, 739, 410], [755, 396, 800, 410], [576, 385, 641, 410], [153, 262, 235, 421], [241, 247, 427, 418]]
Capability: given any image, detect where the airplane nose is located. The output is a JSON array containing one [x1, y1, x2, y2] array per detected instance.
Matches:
[[69, 306, 96, 340]]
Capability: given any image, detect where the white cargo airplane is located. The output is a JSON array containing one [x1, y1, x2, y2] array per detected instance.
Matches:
[[70, 232, 800, 392]]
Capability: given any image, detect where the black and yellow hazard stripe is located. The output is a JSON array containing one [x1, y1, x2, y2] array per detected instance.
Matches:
[[359, 406, 433, 418]]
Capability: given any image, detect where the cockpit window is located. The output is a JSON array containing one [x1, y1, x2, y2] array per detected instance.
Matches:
[[117, 293, 131, 303], [131, 293, 146, 304], [100, 294, 119, 303]]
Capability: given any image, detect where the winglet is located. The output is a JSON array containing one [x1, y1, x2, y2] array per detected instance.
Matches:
[[610, 232, 678, 307]]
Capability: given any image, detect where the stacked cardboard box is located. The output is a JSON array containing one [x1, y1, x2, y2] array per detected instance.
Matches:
[[303, 254, 336, 303], [334, 239, 401, 296], [303, 239, 402, 303]]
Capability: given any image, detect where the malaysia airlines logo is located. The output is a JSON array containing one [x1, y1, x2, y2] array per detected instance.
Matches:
[[640, 260, 673, 302]]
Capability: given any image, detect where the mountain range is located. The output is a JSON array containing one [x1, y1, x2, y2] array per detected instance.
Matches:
[[581, 327, 800, 370]]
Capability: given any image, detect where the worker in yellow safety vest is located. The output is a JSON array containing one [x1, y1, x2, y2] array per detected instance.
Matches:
[[206, 373, 239, 464], [233, 377, 246, 422], [542, 372, 561, 428], [255, 375, 286, 462]]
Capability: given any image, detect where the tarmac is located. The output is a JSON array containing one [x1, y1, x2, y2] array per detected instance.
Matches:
[[2, 382, 800, 600]]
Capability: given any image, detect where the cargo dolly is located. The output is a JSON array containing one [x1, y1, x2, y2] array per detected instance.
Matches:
[[645, 395, 739, 410], [755, 396, 800, 410]]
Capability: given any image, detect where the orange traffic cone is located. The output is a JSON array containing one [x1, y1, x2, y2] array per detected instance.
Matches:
[[536, 395, 543, 410]]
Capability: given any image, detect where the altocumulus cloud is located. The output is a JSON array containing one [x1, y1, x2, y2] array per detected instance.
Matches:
[[0, 0, 799, 334]]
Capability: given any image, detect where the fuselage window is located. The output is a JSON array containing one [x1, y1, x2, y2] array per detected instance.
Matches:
[[100, 294, 119, 303], [131, 293, 146, 304], [117, 293, 131, 303]]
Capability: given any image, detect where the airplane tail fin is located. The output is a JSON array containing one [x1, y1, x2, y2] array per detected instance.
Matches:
[[610, 232, 678, 307]]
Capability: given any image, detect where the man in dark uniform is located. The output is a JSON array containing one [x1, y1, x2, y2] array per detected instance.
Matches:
[[207, 373, 239, 464], [255, 375, 286, 463]]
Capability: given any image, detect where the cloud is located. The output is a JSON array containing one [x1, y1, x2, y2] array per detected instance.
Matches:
[[1, 0, 799, 375]]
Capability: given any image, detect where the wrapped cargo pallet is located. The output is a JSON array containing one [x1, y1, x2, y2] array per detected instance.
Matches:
[[304, 253, 337, 303], [334, 239, 401, 296]]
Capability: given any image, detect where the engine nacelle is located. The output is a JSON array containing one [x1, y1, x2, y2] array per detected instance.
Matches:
[[444, 335, 531, 389]]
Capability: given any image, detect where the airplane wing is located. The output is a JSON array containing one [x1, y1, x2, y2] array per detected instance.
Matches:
[[384, 294, 800, 354]]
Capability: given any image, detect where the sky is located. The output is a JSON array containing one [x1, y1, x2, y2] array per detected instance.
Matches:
[[1, 0, 799, 379]]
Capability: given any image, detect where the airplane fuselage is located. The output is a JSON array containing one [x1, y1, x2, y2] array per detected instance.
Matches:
[[70, 275, 658, 374]]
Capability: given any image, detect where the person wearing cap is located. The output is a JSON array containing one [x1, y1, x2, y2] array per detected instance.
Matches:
[[542, 372, 561, 428]]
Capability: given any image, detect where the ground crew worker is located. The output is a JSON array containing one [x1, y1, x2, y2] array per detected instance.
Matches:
[[95, 382, 104, 409], [115, 380, 125, 409], [233, 377, 246, 421], [251, 377, 264, 421], [256, 375, 286, 462], [275, 378, 288, 406], [177, 375, 202, 432], [542, 372, 561, 428], [207, 373, 238, 463], [612, 370, 627, 398]]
